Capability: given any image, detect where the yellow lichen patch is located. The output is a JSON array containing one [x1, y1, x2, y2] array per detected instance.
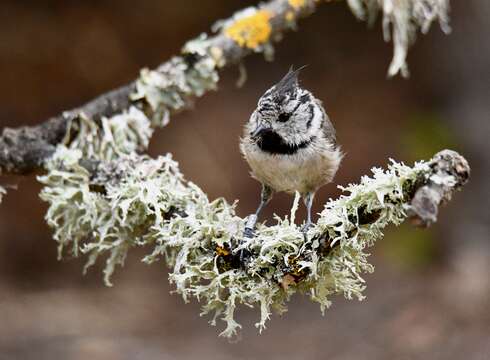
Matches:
[[288, 0, 306, 10], [215, 246, 230, 257], [224, 10, 272, 49], [285, 11, 295, 22]]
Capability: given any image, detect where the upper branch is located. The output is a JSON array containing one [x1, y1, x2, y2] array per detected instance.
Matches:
[[0, 85, 134, 174], [0, 0, 318, 175]]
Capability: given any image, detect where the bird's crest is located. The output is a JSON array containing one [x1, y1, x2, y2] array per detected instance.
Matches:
[[273, 65, 307, 99]]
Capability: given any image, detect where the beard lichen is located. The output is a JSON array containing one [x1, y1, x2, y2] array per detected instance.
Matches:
[[39, 145, 434, 338], [347, 0, 451, 77], [66, 106, 153, 161], [131, 41, 219, 127]]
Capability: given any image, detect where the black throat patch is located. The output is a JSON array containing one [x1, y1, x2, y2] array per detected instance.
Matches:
[[256, 130, 314, 155]]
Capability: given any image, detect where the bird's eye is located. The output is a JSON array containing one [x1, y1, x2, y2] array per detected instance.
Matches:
[[277, 113, 290, 123]]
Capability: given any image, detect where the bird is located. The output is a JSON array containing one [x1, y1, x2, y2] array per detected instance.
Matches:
[[240, 67, 342, 241]]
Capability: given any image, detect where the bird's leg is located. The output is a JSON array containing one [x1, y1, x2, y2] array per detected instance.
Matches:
[[239, 185, 273, 265], [301, 192, 315, 239], [243, 184, 273, 238]]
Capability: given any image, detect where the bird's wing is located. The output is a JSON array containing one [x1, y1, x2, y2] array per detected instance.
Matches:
[[316, 99, 337, 145]]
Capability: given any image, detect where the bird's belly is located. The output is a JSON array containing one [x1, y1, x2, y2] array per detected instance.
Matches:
[[245, 148, 340, 194]]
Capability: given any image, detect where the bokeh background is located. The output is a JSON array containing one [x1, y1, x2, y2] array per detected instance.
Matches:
[[0, 1, 489, 359]]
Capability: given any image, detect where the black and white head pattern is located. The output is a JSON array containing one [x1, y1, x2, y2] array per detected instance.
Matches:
[[248, 67, 336, 155]]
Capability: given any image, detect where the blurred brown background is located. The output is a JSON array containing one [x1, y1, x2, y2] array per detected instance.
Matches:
[[0, 1, 489, 359]]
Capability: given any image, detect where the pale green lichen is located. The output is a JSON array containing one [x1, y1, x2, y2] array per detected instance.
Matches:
[[131, 40, 219, 127], [67, 106, 153, 161], [39, 145, 436, 337], [347, 0, 451, 77], [38, 146, 192, 285]]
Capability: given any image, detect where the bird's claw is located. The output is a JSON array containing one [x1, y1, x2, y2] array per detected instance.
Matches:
[[243, 226, 255, 239]]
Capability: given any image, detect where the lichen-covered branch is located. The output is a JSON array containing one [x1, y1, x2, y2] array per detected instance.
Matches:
[[0, 0, 451, 176], [38, 147, 469, 337], [0, 0, 319, 176], [0, 84, 136, 175]]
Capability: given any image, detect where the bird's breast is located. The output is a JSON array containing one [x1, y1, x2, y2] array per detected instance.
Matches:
[[241, 138, 342, 195]]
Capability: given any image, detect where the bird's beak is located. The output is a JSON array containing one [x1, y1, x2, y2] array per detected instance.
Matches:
[[250, 123, 271, 139]]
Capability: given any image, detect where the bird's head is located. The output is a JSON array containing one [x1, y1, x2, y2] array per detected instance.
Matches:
[[247, 67, 324, 147]]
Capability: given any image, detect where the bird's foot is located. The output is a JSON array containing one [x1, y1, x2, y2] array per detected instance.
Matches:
[[239, 223, 257, 267]]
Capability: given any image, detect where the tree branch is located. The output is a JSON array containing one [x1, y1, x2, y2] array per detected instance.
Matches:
[[0, 85, 134, 174], [38, 147, 469, 337]]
